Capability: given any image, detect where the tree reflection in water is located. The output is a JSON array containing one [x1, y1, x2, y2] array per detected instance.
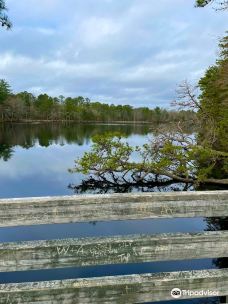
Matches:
[[69, 176, 193, 194], [0, 122, 151, 161]]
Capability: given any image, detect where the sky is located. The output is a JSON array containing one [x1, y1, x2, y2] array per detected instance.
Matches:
[[0, 0, 227, 108]]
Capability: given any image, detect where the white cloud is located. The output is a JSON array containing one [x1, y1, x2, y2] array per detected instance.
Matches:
[[1, 0, 227, 107], [80, 17, 122, 46]]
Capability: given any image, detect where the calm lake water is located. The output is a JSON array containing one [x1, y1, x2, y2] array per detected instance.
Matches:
[[0, 123, 224, 303]]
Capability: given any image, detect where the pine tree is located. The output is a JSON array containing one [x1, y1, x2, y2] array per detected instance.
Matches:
[[198, 34, 228, 153], [0, 79, 11, 104], [198, 34, 228, 178]]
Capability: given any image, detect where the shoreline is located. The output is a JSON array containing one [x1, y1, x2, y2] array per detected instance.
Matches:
[[0, 120, 159, 125]]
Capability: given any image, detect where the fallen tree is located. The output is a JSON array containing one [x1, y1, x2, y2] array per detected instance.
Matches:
[[70, 129, 228, 191]]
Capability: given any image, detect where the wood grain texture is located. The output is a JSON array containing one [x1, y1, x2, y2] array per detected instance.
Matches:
[[0, 231, 228, 272], [0, 269, 227, 303], [0, 191, 228, 227]]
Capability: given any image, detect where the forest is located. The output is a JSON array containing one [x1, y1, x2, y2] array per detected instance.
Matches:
[[0, 82, 195, 124]]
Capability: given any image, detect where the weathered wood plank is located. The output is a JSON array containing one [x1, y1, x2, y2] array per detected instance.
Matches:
[[0, 191, 228, 227], [0, 269, 227, 303], [0, 231, 228, 272]]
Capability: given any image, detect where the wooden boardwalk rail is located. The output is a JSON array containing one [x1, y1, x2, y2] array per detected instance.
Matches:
[[0, 190, 228, 303]]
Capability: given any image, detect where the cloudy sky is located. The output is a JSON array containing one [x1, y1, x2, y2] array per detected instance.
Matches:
[[0, 0, 227, 107]]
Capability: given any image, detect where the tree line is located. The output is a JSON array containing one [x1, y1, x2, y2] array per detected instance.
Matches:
[[0, 82, 196, 124]]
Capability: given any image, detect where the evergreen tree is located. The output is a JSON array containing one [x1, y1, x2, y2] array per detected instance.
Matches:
[[0, 79, 11, 104], [197, 34, 228, 178], [198, 34, 228, 153], [0, 79, 11, 121]]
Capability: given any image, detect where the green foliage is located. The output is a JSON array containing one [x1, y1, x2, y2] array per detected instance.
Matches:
[[195, 33, 228, 179], [0, 0, 11, 29], [0, 143, 13, 161], [0, 80, 196, 123], [195, 0, 213, 7], [71, 132, 133, 176], [0, 79, 11, 104], [72, 131, 228, 184], [219, 35, 228, 60], [195, 0, 228, 10], [198, 34, 228, 153]]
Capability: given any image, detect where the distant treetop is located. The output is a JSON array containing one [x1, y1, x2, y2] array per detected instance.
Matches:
[[0, 0, 12, 29], [195, 0, 228, 10]]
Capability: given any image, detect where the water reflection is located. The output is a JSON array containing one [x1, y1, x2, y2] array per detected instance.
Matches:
[[0, 122, 225, 304], [69, 177, 193, 194], [0, 123, 152, 198], [0, 143, 13, 161], [0, 122, 194, 197], [0, 122, 151, 155]]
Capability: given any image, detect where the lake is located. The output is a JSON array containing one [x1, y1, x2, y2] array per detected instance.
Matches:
[[0, 123, 224, 303]]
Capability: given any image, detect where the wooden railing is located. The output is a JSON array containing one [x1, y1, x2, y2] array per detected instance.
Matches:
[[0, 191, 228, 303]]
